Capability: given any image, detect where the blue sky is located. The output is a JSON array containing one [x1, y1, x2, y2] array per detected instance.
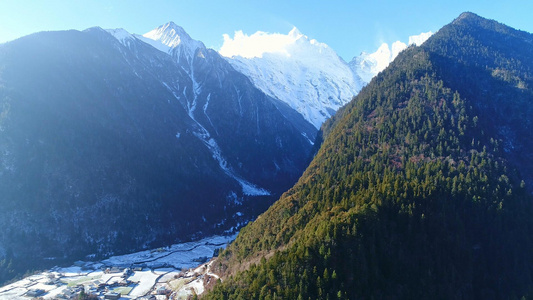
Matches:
[[1, 0, 532, 60]]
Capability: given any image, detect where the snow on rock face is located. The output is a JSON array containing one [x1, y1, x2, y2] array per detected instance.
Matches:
[[105, 28, 136, 45], [350, 31, 433, 83], [143, 21, 189, 48], [220, 28, 364, 129], [139, 21, 205, 60], [105, 22, 273, 196]]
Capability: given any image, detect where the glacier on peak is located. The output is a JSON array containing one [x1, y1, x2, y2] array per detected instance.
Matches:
[[220, 28, 364, 129], [349, 31, 433, 83]]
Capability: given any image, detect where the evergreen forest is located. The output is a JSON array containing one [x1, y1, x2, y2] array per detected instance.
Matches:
[[206, 12, 533, 299]]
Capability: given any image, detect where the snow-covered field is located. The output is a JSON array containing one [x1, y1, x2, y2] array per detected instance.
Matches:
[[128, 271, 160, 298], [0, 234, 236, 300], [101, 234, 235, 269]]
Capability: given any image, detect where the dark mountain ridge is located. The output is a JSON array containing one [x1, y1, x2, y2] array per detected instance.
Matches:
[[208, 12, 533, 299], [422, 12, 533, 190], [0, 25, 314, 284]]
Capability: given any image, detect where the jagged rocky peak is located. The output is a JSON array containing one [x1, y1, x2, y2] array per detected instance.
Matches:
[[143, 21, 194, 48], [219, 27, 363, 129], [138, 21, 205, 60]]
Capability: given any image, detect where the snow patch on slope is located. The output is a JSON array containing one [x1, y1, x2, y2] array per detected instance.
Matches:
[[350, 31, 433, 83], [181, 68, 269, 196], [192, 127, 270, 196], [143, 22, 268, 196], [105, 28, 136, 45], [220, 28, 363, 129]]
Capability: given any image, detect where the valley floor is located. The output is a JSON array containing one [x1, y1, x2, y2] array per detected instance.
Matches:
[[0, 234, 236, 300]]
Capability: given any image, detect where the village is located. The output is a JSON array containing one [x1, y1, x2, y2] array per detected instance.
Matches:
[[0, 234, 236, 300]]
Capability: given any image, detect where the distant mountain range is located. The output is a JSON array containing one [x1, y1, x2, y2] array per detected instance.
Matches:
[[220, 28, 432, 129], [0, 19, 434, 285]]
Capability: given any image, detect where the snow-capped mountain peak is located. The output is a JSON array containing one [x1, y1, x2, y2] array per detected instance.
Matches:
[[220, 28, 363, 129], [138, 22, 205, 61], [143, 21, 193, 49]]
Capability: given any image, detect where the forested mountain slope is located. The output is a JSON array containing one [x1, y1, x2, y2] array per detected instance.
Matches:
[[208, 12, 533, 299]]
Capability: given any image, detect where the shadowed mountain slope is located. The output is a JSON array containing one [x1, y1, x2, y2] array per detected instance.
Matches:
[[0, 25, 314, 284]]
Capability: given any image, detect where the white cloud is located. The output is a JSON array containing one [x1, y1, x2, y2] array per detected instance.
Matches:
[[408, 31, 433, 46], [378, 31, 434, 65], [391, 41, 408, 59], [388, 31, 433, 62], [219, 28, 304, 58], [352, 31, 434, 83]]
